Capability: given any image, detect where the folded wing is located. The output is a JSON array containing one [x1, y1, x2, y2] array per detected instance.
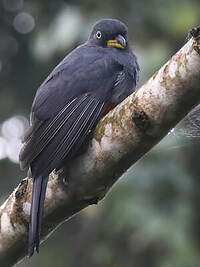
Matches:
[[19, 93, 105, 176]]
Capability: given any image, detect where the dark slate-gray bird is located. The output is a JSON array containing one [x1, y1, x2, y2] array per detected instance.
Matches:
[[19, 18, 140, 257]]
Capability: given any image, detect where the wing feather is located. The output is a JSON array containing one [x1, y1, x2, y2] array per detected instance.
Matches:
[[19, 94, 105, 175], [43, 99, 104, 171], [20, 94, 89, 169]]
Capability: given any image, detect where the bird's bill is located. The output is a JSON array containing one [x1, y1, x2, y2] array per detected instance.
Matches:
[[107, 40, 124, 49], [107, 34, 126, 49]]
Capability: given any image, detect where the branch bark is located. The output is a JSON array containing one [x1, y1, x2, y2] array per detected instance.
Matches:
[[1, 27, 200, 267]]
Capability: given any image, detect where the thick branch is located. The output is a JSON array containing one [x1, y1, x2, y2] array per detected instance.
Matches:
[[1, 27, 200, 266]]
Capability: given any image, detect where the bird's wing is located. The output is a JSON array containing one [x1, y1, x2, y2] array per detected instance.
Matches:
[[19, 93, 105, 175], [20, 46, 122, 174], [31, 47, 121, 120]]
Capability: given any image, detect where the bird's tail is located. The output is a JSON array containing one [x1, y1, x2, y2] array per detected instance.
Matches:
[[28, 175, 48, 257]]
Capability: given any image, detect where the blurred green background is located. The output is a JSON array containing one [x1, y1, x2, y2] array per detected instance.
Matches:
[[1, 0, 200, 266]]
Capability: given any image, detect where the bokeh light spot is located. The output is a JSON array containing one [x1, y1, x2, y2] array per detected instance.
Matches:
[[6, 138, 22, 163], [2, 116, 26, 140], [1, 116, 29, 163], [0, 137, 7, 160], [13, 12, 35, 34]]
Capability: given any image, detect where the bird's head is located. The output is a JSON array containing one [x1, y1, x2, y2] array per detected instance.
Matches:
[[88, 19, 128, 50]]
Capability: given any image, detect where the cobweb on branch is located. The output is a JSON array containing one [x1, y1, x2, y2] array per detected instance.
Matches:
[[176, 104, 200, 139]]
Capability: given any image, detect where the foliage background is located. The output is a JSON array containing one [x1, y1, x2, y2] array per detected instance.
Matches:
[[1, 0, 200, 266]]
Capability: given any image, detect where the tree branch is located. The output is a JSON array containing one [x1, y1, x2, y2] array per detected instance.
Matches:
[[1, 27, 200, 266]]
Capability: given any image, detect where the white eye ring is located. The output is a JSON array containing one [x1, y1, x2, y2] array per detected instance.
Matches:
[[96, 31, 102, 39]]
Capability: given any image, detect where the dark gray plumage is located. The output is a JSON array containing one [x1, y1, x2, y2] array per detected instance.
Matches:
[[19, 18, 140, 257]]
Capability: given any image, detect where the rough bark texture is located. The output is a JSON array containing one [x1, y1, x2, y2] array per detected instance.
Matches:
[[0, 27, 200, 267]]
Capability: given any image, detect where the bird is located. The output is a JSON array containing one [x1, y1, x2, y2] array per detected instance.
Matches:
[[19, 18, 140, 257]]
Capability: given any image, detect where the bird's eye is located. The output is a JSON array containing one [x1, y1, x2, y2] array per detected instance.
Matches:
[[96, 31, 102, 39]]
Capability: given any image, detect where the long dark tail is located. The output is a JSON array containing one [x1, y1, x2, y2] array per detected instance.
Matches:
[[28, 175, 48, 257]]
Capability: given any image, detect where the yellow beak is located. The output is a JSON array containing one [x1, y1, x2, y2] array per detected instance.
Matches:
[[107, 40, 124, 49]]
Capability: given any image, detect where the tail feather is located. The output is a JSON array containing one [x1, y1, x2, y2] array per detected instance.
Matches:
[[28, 175, 48, 257]]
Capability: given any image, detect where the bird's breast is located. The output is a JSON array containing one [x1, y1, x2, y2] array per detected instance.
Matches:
[[102, 102, 116, 117]]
